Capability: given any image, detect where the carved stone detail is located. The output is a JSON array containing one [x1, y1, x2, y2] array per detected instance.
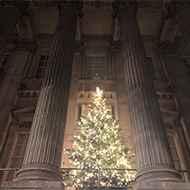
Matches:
[[84, 0, 112, 8], [10, 114, 19, 125], [164, 123, 174, 130], [19, 121, 32, 129], [83, 0, 165, 9], [16, 14, 36, 39], [156, 92, 175, 99], [167, 1, 190, 48], [15, 38, 35, 51], [18, 90, 40, 98], [58, 1, 84, 17], [156, 40, 178, 51], [112, 1, 138, 14], [77, 91, 116, 99], [159, 17, 178, 42], [110, 39, 121, 49], [173, 119, 182, 128], [167, 1, 190, 19], [138, 1, 164, 9], [75, 40, 84, 54], [31, 0, 57, 7]]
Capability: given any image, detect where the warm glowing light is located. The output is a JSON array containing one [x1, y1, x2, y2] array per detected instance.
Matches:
[[63, 87, 136, 188]]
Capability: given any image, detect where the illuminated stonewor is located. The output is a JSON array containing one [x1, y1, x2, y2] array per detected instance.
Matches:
[[63, 87, 136, 189], [112, 1, 190, 190], [1, 1, 83, 190]]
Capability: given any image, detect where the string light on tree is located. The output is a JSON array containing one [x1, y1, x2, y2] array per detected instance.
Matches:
[[63, 87, 136, 189]]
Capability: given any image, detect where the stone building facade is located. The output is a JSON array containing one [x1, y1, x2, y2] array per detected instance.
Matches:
[[0, 0, 190, 189]]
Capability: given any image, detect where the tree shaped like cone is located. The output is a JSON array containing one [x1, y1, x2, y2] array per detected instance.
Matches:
[[63, 87, 136, 189]]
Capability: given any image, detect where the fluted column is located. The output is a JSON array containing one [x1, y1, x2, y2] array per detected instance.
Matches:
[[0, 2, 28, 58], [112, 1, 181, 183], [167, 2, 190, 47], [14, 2, 83, 182]]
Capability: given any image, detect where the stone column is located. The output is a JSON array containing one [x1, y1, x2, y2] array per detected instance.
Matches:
[[4, 1, 83, 187], [112, 1, 181, 183], [0, 2, 28, 58]]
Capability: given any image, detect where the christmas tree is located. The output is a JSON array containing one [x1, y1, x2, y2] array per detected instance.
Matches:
[[63, 87, 135, 189]]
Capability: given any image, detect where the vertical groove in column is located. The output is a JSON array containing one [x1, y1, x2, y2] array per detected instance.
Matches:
[[113, 1, 182, 182], [0, 6, 20, 57], [15, 4, 82, 182]]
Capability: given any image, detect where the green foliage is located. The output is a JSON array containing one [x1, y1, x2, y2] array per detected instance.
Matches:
[[63, 88, 136, 189]]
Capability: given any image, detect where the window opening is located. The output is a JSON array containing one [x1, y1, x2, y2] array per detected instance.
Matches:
[[111, 106, 115, 119], [35, 55, 49, 79], [167, 135, 181, 171], [78, 105, 82, 120], [87, 56, 106, 80], [0, 54, 10, 78], [147, 57, 157, 81], [7, 134, 29, 181]]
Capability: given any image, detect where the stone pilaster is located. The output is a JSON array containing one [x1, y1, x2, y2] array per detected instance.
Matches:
[[2, 1, 83, 188], [0, 43, 32, 162], [0, 2, 29, 58], [112, 1, 181, 183], [167, 1, 190, 47]]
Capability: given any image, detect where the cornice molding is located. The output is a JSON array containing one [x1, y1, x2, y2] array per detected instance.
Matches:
[[82, 34, 111, 41], [31, 0, 57, 7], [83, 0, 164, 9], [84, 0, 113, 8], [29, 0, 167, 10], [138, 1, 165, 10]]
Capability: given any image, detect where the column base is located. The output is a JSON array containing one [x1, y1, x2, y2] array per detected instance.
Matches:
[[133, 181, 190, 190], [135, 166, 182, 183], [15, 164, 63, 181], [1, 179, 65, 190]]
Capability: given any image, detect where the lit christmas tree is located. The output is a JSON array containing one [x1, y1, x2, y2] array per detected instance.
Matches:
[[63, 87, 136, 189]]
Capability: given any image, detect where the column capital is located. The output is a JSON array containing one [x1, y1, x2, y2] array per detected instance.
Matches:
[[1, 1, 30, 17], [57, 1, 84, 17], [166, 1, 190, 19], [112, 0, 138, 15]]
